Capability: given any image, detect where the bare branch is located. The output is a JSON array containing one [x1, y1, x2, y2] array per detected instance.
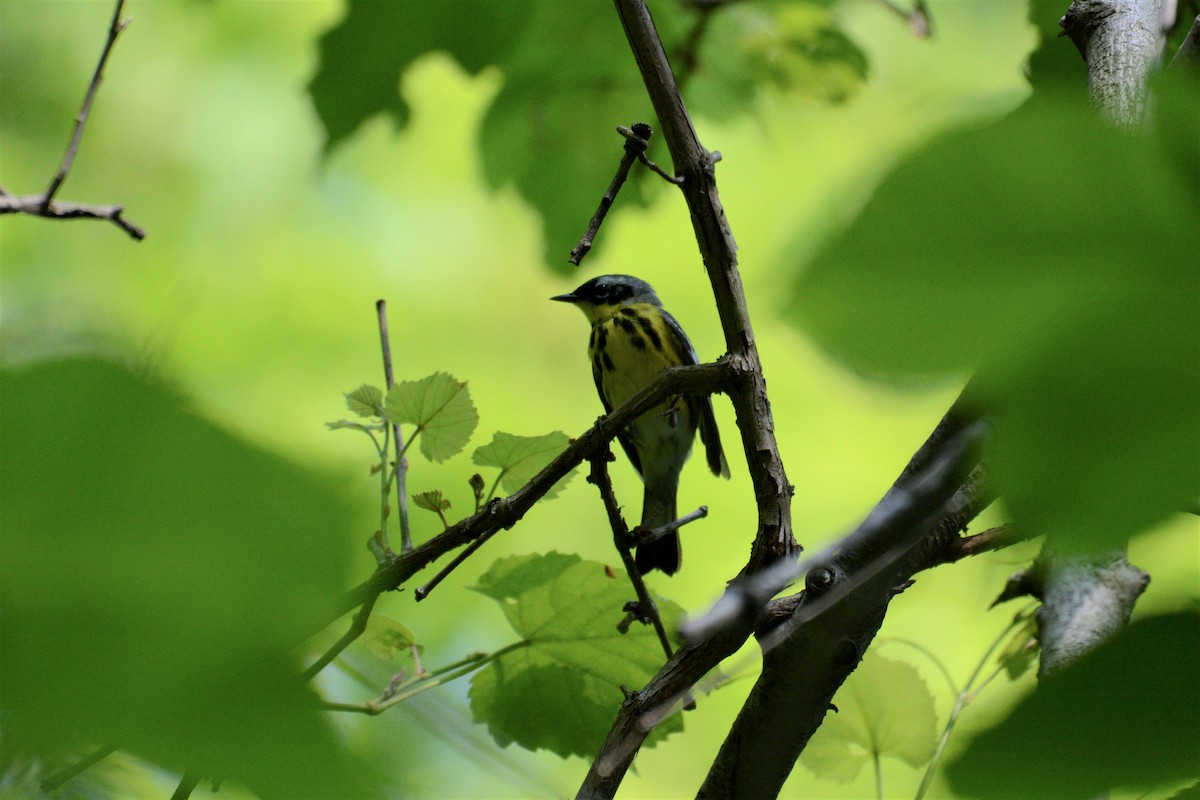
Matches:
[[931, 523, 1033, 565], [0, 0, 144, 240], [613, 0, 796, 578], [588, 450, 674, 659], [0, 194, 145, 240], [42, 0, 130, 206], [569, 123, 680, 267]]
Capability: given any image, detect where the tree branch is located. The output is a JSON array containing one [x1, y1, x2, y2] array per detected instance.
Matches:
[[0, 195, 145, 240], [328, 359, 733, 623], [696, 424, 987, 798], [1061, 0, 1169, 124], [588, 451, 674, 660], [1169, 13, 1200, 70], [613, 0, 796, 578], [577, 399, 992, 798], [0, 0, 144, 240]]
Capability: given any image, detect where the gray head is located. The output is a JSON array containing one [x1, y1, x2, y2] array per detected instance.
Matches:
[[550, 274, 661, 310]]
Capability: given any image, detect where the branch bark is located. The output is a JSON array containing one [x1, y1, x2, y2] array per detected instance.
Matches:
[[613, 0, 796, 576], [696, 422, 989, 798], [1061, 0, 1169, 124]]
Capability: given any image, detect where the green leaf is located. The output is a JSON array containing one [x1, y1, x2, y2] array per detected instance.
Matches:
[[469, 552, 683, 758], [344, 383, 383, 417], [998, 611, 1039, 682], [359, 615, 422, 665], [0, 358, 372, 798], [472, 431, 576, 499], [800, 651, 937, 783], [307, 0, 535, 152], [787, 96, 1200, 553], [947, 612, 1200, 799], [412, 489, 451, 513], [306, 0, 864, 266], [735, 3, 868, 105], [384, 372, 478, 462]]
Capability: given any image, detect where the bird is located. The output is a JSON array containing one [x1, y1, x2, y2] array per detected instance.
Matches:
[[552, 274, 729, 575]]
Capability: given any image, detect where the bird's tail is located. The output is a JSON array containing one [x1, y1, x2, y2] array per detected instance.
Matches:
[[636, 476, 680, 575]]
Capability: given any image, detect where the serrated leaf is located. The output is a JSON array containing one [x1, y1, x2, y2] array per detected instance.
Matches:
[[384, 373, 478, 463], [412, 490, 451, 513], [800, 651, 937, 783], [472, 431, 576, 499], [468, 552, 683, 758], [344, 384, 383, 418]]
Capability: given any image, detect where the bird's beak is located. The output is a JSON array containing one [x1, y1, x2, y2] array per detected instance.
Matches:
[[550, 291, 579, 303]]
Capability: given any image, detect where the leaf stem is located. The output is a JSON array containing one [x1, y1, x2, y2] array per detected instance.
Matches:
[[376, 300, 413, 552], [914, 605, 1035, 800]]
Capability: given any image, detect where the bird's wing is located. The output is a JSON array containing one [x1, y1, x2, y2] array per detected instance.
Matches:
[[593, 344, 644, 476], [662, 309, 730, 479]]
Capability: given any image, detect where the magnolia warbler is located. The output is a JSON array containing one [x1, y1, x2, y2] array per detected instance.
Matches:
[[552, 274, 729, 575]]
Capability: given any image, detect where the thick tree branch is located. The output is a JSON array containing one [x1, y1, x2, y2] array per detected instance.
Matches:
[[695, 423, 988, 798], [577, 400, 993, 798], [1061, 0, 1169, 124]]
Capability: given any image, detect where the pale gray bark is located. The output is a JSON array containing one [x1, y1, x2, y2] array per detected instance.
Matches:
[[1061, 0, 1171, 124]]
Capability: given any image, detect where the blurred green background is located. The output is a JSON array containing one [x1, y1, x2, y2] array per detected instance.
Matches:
[[2, 1, 1195, 798]]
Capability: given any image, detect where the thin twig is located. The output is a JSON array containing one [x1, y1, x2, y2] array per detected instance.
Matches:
[[413, 519, 502, 601], [627, 505, 707, 548], [302, 592, 379, 681], [169, 771, 201, 800], [0, 195, 145, 239], [588, 452, 674, 660], [0, 0, 144, 239], [376, 299, 412, 554], [570, 123, 654, 266], [931, 524, 1032, 566], [874, 0, 934, 37], [39, 744, 119, 791], [913, 605, 1036, 800], [42, 0, 129, 207]]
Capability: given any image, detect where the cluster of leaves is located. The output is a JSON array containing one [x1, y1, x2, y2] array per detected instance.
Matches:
[[308, 0, 867, 268], [331, 372, 576, 533], [784, 4, 1200, 795], [468, 552, 685, 758], [329, 376, 687, 759]]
